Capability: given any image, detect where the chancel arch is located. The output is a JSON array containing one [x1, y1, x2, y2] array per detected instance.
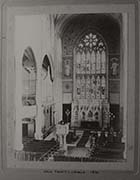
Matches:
[[60, 14, 121, 130]]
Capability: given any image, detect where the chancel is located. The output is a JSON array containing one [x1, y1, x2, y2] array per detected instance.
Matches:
[[14, 13, 126, 162]]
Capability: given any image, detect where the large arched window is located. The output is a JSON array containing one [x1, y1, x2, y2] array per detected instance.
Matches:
[[22, 47, 37, 106], [72, 32, 109, 127], [74, 32, 107, 101]]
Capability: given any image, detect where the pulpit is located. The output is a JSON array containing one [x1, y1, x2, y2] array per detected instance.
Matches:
[[56, 122, 69, 150]]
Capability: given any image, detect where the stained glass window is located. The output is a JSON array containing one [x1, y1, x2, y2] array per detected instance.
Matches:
[[75, 32, 107, 101]]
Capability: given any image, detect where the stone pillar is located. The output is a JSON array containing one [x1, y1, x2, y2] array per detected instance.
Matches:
[[14, 53, 23, 150], [14, 115, 23, 150], [35, 67, 43, 140], [54, 36, 63, 124], [121, 13, 128, 159]]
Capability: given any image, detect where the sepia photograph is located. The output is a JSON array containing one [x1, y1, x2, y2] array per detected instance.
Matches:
[[2, 1, 137, 172], [13, 12, 126, 163]]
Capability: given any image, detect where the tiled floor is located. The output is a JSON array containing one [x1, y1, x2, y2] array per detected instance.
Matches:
[[64, 146, 90, 158]]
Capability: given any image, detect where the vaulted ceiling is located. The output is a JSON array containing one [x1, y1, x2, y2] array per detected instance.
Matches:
[[55, 14, 121, 54]]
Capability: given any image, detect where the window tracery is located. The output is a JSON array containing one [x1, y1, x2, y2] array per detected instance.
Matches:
[[75, 32, 107, 101]]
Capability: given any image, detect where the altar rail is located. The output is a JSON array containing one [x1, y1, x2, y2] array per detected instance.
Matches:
[[15, 143, 59, 161], [15, 151, 43, 161]]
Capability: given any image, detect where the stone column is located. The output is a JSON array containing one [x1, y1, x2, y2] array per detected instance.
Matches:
[[14, 53, 23, 150], [35, 66, 43, 140], [121, 13, 128, 159], [54, 36, 63, 124]]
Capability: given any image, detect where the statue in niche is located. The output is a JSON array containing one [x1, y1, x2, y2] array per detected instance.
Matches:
[[111, 62, 119, 75], [110, 57, 119, 77], [81, 111, 86, 121], [88, 110, 93, 121], [64, 59, 71, 77]]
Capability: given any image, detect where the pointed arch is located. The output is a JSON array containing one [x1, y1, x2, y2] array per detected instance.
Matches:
[[22, 46, 37, 72], [42, 54, 54, 82], [74, 31, 108, 101], [22, 46, 37, 106], [41, 54, 55, 131]]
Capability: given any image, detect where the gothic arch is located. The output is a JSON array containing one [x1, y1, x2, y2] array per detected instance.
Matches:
[[22, 46, 37, 106], [73, 31, 108, 100], [60, 14, 121, 129], [42, 54, 54, 82], [57, 14, 121, 55], [56, 14, 121, 38], [73, 29, 108, 53], [22, 46, 37, 71]]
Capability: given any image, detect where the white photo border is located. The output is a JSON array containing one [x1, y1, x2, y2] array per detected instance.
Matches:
[[0, 0, 139, 173]]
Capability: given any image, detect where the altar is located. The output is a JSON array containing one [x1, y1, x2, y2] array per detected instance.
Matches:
[[71, 100, 110, 129], [81, 121, 100, 130]]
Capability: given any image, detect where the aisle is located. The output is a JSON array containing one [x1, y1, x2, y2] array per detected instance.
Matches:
[[77, 130, 90, 147]]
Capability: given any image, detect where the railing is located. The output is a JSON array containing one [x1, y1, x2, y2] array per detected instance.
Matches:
[[53, 155, 125, 162], [15, 150, 43, 161], [14, 143, 59, 161], [42, 125, 56, 139], [38, 143, 59, 161]]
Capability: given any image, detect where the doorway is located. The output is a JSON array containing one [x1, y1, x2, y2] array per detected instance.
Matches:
[[62, 104, 71, 123]]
